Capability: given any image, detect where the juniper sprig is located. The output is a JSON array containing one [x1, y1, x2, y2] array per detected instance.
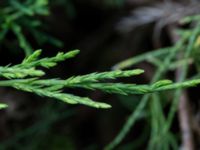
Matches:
[[0, 49, 200, 109], [0, 50, 144, 109]]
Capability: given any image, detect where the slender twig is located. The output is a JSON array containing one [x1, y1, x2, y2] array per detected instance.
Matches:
[[178, 91, 194, 150]]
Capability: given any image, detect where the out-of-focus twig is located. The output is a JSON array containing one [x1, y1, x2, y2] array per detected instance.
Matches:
[[178, 92, 194, 150], [168, 23, 195, 150], [117, 2, 200, 47]]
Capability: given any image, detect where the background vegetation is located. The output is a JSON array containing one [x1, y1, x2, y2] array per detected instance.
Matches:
[[0, 0, 200, 150]]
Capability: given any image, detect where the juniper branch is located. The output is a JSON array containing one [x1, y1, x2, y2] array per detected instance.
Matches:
[[0, 48, 200, 111], [0, 50, 144, 109]]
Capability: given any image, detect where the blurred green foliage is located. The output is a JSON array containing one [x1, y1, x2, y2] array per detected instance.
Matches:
[[0, 0, 62, 56]]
